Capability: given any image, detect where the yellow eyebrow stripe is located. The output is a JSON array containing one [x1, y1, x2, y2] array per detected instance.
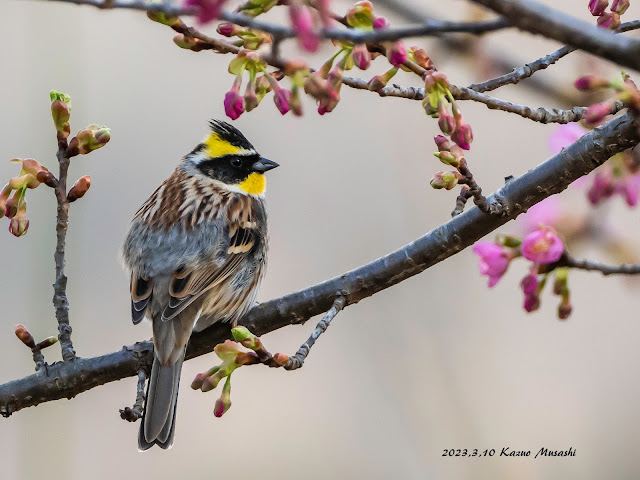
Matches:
[[203, 133, 242, 158]]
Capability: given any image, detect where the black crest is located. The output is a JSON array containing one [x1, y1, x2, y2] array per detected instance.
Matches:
[[209, 120, 255, 150]]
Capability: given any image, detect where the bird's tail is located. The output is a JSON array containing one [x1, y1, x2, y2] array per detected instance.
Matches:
[[138, 350, 185, 451]]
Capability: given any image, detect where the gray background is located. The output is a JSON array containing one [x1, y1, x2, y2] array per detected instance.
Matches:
[[2, 0, 640, 478]]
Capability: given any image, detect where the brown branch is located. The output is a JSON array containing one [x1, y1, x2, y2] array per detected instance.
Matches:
[[53, 139, 75, 362], [1, 112, 638, 417], [469, 0, 640, 72], [469, 20, 640, 94]]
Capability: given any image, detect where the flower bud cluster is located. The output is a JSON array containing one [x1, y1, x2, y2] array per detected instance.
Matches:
[[576, 73, 640, 125], [588, 0, 628, 29], [473, 225, 571, 319]]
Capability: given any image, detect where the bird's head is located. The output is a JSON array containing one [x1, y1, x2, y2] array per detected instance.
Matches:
[[182, 120, 278, 196]]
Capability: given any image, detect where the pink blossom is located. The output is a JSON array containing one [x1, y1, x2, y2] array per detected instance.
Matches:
[[472, 242, 510, 287], [587, 170, 614, 204], [521, 227, 564, 264], [584, 101, 613, 125], [290, 3, 319, 52], [224, 86, 244, 120], [548, 124, 587, 155], [273, 88, 292, 115], [185, 0, 228, 24], [517, 197, 561, 234]]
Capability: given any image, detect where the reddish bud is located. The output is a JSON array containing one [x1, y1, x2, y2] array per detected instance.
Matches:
[[273, 353, 289, 366], [589, 0, 609, 15], [67, 176, 91, 202], [583, 101, 613, 125], [574, 75, 609, 91], [438, 113, 456, 136], [611, 0, 630, 14], [9, 215, 29, 237], [372, 16, 388, 30], [558, 302, 573, 320], [434, 135, 451, 152], [36, 336, 58, 350], [14, 324, 36, 349], [273, 88, 292, 115], [184, 0, 228, 24], [353, 44, 371, 70], [36, 171, 57, 188], [217, 22, 239, 37], [224, 84, 245, 120], [597, 11, 621, 29], [386, 41, 407, 67], [451, 121, 473, 150]]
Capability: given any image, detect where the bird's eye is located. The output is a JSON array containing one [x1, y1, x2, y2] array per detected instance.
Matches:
[[230, 157, 243, 168]]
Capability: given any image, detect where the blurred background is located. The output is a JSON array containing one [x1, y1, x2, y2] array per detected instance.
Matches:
[[2, 0, 640, 478]]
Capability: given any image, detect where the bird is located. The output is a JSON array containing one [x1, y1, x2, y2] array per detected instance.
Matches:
[[121, 120, 278, 450]]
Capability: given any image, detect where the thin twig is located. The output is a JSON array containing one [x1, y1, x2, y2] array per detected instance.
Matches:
[[470, 0, 640, 72], [53, 140, 75, 362], [1, 112, 638, 417], [119, 369, 147, 422], [37, 0, 511, 42], [283, 295, 346, 371], [451, 187, 472, 217], [561, 255, 640, 276], [342, 75, 626, 124], [469, 20, 640, 94]]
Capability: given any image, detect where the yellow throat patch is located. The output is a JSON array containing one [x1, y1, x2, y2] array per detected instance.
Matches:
[[203, 133, 242, 158], [238, 173, 266, 195]]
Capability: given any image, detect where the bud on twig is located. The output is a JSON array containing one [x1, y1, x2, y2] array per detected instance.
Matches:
[[67, 125, 111, 156], [67, 176, 91, 202], [14, 324, 36, 349], [50, 90, 71, 139]]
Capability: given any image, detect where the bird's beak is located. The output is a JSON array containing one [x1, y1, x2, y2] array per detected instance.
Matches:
[[253, 157, 279, 173]]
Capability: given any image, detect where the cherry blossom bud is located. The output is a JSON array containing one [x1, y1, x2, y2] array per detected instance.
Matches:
[[473, 242, 511, 287], [367, 67, 398, 92], [289, 2, 319, 52], [67, 176, 91, 202], [587, 171, 614, 204], [273, 353, 289, 366], [14, 324, 36, 349], [411, 47, 433, 70], [184, 0, 228, 24], [353, 44, 371, 70], [346, 1, 374, 28], [583, 101, 613, 125], [386, 41, 407, 67], [67, 125, 111, 156], [173, 34, 200, 50], [589, 0, 609, 15], [521, 227, 564, 264], [213, 376, 232, 417], [438, 112, 456, 136], [372, 16, 388, 30], [147, 11, 181, 26], [574, 75, 609, 91], [224, 80, 245, 120], [4, 192, 19, 219], [451, 121, 473, 150], [597, 11, 621, 29], [430, 171, 460, 190], [217, 22, 238, 37], [523, 293, 540, 312], [434, 135, 451, 152], [9, 215, 29, 237], [434, 151, 460, 168], [558, 301, 572, 320], [50, 91, 71, 139], [611, 0, 630, 14]]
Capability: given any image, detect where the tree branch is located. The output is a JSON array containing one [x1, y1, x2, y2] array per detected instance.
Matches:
[[469, 20, 640, 94], [469, 0, 640, 71], [53, 140, 75, 362], [37, 0, 511, 42], [1, 112, 638, 417], [560, 255, 640, 276]]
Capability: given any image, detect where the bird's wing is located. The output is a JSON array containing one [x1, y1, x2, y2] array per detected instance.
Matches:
[[161, 226, 258, 321], [130, 276, 154, 324]]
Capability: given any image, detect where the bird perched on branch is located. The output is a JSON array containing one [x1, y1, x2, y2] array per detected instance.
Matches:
[[121, 120, 278, 450]]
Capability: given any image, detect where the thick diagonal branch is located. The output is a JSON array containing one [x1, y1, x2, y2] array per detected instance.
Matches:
[[1, 113, 638, 417], [469, 0, 640, 72]]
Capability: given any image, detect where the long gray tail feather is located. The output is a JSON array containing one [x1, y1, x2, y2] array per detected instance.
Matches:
[[138, 351, 185, 451]]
